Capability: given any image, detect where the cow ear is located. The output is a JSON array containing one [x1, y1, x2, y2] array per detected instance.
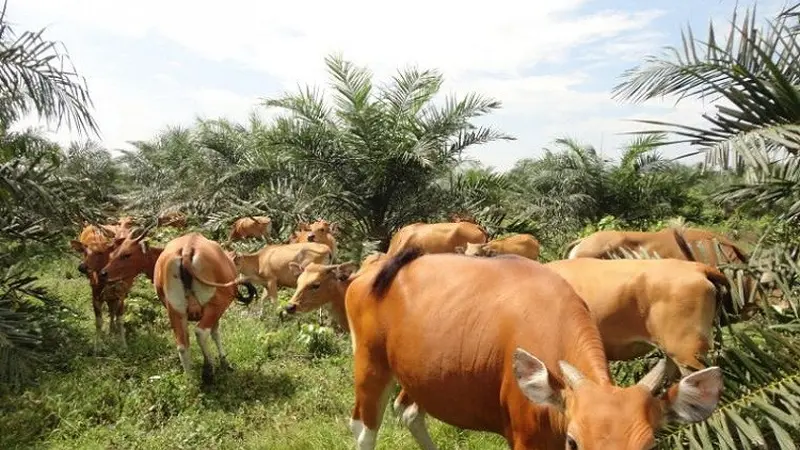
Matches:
[[139, 240, 149, 254], [289, 262, 304, 277], [329, 222, 339, 234], [70, 240, 85, 253], [512, 348, 564, 410], [114, 237, 126, 247], [454, 246, 466, 254], [334, 262, 357, 281], [663, 366, 723, 423]]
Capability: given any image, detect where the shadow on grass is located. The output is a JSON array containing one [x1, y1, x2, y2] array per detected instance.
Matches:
[[199, 365, 299, 412]]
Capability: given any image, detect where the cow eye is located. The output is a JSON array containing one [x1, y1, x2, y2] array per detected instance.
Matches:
[[566, 436, 578, 450], [309, 283, 321, 290], [120, 253, 131, 260]]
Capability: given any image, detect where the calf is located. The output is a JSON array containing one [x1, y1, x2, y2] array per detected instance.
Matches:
[[69, 224, 136, 347], [228, 215, 272, 242], [100, 229, 256, 383], [231, 242, 332, 316], [545, 257, 730, 375], [341, 249, 722, 449], [386, 221, 487, 256], [456, 233, 540, 260]]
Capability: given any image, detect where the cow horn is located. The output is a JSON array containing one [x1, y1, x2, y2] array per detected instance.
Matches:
[[134, 222, 156, 242], [558, 361, 586, 389], [637, 358, 668, 394]]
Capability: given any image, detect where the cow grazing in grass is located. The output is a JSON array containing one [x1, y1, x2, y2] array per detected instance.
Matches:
[[339, 248, 723, 449], [70, 224, 135, 347], [386, 221, 488, 256], [456, 233, 540, 260], [100, 228, 256, 383], [546, 257, 730, 376], [228, 215, 272, 242], [230, 242, 332, 316]]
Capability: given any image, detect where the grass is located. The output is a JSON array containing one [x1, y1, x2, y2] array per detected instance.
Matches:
[[0, 256, 508, 449]]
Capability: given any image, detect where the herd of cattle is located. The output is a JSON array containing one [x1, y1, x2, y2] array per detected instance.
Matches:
[[69, 211, 771, 449]]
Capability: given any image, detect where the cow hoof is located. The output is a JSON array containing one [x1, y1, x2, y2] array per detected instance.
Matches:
[[201, 363, 214, 384], [220, 358, 234, 372]]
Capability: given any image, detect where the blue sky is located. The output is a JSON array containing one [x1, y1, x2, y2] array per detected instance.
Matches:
[[9, 0, 788, 171]]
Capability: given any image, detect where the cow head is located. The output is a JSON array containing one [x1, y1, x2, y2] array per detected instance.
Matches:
[[284, 261, 357, 314], [305, 220, 336, 242], [70, 239, 112, 277], [70, 225, 116, 277], [100, 224, 155, 282], [513, 351, 723, 450]]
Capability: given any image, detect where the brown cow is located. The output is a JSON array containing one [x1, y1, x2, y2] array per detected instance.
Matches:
[[289, 220, 338, 260], [231, 242, 332, 316], [69, 224, 136, 347], [157, 211, 187, 229], [456, 233, 540, 260], [281, 251, 386, 328], [228, 215, 272, 242], [564, 226, 748, 264], [386, 221, 488, 256], [99, 229, 256, 383], [546, 257, 730, 375], [341, 249, 722, 449]]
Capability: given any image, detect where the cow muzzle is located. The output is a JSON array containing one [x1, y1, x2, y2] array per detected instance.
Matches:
[[77, 263, 88, 275], [284, 303, 298, 314], [306, 233, 316, 242], [98, 269, 109, 282]]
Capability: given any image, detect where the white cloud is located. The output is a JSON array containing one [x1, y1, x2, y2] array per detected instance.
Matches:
[[9, 0, 729, 170]]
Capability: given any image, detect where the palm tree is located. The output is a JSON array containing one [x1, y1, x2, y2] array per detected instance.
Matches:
[[611, 4, 800, 221], [0, 0, 100, 386], [611, 3, 800, 447], [261, 53, 514, 250]]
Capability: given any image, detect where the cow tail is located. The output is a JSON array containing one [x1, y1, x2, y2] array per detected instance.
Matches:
[[371, 247, 425, 298]]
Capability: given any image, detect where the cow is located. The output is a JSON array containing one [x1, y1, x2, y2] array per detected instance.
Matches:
[[228, 215, 272, 242], [99, 228, 257, 383], [386, 221, 488, 256], [289, 219, 338, 260], [157, 211, 187, 229], [545, 257, 730, 376], [340, 248, 723, 449], [230, 242, 332, 317], [564, 226, 748, 265], [69, 224, 136, 347], [455, 233, 540, 260]]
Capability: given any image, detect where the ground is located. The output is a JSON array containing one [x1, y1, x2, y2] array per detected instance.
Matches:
[[0, 256, 508, 449]]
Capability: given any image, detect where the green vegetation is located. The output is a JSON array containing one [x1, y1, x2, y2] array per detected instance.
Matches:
[[2, 1, 800, 449]]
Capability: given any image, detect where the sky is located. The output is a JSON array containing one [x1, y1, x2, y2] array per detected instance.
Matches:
[[7, 0, 789, 172]]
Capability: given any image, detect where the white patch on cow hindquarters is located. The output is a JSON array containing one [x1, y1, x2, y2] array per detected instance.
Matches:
[[164, 258, 188, 313], [190, 253, 217, 305]]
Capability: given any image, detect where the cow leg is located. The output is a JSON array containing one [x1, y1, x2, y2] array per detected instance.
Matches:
[[260, 278, 278, 319], [210, 321, 232, 371], [167, 306, 192, 375], [196, 303, 225, 384], [350, 350, 394, 450], [109, 297, 127, 349], [393, 390, 439, 450]]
